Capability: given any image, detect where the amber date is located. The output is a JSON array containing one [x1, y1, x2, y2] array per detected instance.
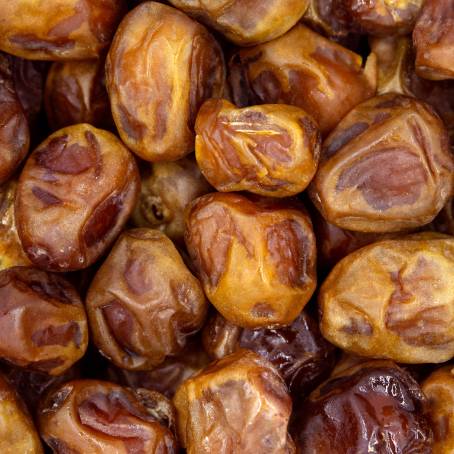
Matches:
[[15, 124, 140, 272], [173, 349, 295, 454], [185, 192, 317, 328], [195, 99, 321, 197]]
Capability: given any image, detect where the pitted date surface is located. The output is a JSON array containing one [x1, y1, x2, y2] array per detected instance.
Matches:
[[106, 2, 225, 162], [185, 192, 317, 328], [15, 124, 140, 272], [195, 99, 321, 197]]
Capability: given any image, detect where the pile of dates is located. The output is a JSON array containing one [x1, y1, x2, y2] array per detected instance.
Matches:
[[0, 0, 453, 453]]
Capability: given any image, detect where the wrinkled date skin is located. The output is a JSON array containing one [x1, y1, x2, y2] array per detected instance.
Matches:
[[0, 0, 127, 61], [15, 124, 140, 272], [132, 157, 212, 244], [0, 373, 43, 454], [228, 24, 377, 134], [173, 349, 295, 454], [45, 59, 113, 131], [310, 94, 454, 232], [185, 192, 317, 328], [319, 234, 454, 363], [39, 379, 178, 453], [195, 99, 321, 197], [0, 266, 88, 375], [168, 0, 309, 46], [106, 2, 225, 162], [291, 360, 433, 453], [413, 0, 454, 80], [0, 53, 30, 185], [202, 311, 336, 397], [86, 228, 208, 370]]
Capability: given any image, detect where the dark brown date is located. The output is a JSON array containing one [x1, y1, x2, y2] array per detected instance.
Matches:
[[432, 197, 454, 235]]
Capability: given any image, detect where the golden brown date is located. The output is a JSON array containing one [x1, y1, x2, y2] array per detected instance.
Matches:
[[310, 94, 454, 232], [15, 124, 140, 272], [0, 0, 127, 61], [106, 2, 225, 162], [173, 349, 295, 454], [0, 373, 43, 453], [132, 157, 212, 244], [0, 266, 88, 375], [39, 379, 178, 453], [413, 0, 454, 81], [185, 192, 317, 328], [86, 228, 207, 370], [228, 24, 376, 134], [168, 0, 309, 46], [319, 234, 454, 363], [195, 99, 321, 197]]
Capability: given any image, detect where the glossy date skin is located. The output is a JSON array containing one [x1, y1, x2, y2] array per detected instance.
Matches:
[[86, 228, 207, 370], [0, 0, 127, 61], [39, 379, 178, 453], [195, 99, 321, 197], [173, 349, 295, 454], [291, 360, 433, 453], [106, 2, 225, 162], [228, 24, 376, 134], [15, 124, 140, 272], [185, 192, 317, 328], [0, 266, 88, 375], [319, 234, 454, 363], [310, 94, 454, 232]]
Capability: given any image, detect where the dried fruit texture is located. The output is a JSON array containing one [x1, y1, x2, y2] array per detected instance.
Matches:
[[168, 0, 309, 46], [0, 373, 43, 454], [291, 360, 433, 453], [413, 0, 454, 80], [432, 198, 454, 235], [195, 99, 321, 197], [15, 124, 140, 272], [86, 228, 208, 370], [0, 53, 30, 185], [185, 193, 317, 328], [132, 157, 212, 244], [228, 24, 377, 135], [45, 59, 113, 131], [202, 311, 336, 397], [0, 180, 31, 271], [106, 2, 225, 162], [0, 0, 127, 60], [310, 94, 454, 232], [39, 380, 178, 453], [319, 234, 454, 363], [422, 366, 454, 453], [0, 266, 88, 375], [173, 349, 295, 454]]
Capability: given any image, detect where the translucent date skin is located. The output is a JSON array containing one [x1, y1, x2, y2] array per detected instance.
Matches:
[[0, 53, 30, 185], [195, 99, 321, 197], [185, 192, 317, 328], [86, 228, 208, 370], [132, 157, 212, 244], [168, 0, 309, 46], [228, 24, 376, 135], [413, 0, 454, 80], [319, 234, 454, 363], [173, 349, 295, 454], [291, 360, 433, 453], [39, 379, 178, 454], [0, 266, 88, 375], [0, 0, 127, 61], [0, 373, 43, 454], [15, 124, 140, 272], [106, 2, 225, 162], [45, 59, 113, 131], [310, 94, 454, 232], [202, 311, 336, 397]]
